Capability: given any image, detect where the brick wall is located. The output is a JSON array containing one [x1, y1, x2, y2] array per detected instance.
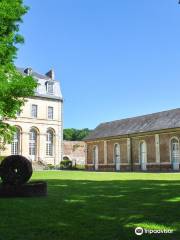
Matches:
[[86, 130, 180, 172]]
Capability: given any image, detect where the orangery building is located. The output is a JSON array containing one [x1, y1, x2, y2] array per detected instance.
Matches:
[[84, 108, 180, 172]]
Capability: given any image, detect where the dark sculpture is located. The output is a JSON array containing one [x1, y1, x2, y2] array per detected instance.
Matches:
[[0, 155, 47, 197], [0, 155, 33, 185]]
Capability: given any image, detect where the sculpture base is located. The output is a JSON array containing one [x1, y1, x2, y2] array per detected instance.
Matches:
[[0, 181, 47, 198]]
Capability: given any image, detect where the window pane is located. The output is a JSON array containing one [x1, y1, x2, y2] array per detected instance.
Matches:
[[11, 129, 20, 155], [31, 104, 37, 118], [48, 106, 53, 119], [46, 82, 54, 94], [29, 129, 37, 156], [171, 138, 180, 163], [46, 130, 53, 156]]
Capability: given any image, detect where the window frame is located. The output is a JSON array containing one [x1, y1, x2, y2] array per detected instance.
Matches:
[[92, 145, 98, 170], [139, 140, 147, 164], [113, 143, 120, 163], [31, 104, 38, 118], [11, 128, 20, 155], [46, 81, 54, 95], [170, 137, 180, 164], [48, 106, 54, 120], [29, 128, 37, 156], [46, 130, 54, 156]]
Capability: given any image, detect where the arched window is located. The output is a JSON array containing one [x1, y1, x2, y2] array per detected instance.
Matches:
[[29, 128, 37, 160], [93, 146, 98, 170], [46, 130, 54, 156], [11, 128, 20, 155], [170, 138, 180, 164], [114, 143, 120, 171], [139, 141, 147, 170]]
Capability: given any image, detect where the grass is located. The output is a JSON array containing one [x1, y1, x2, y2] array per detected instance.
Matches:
[[0, 171, 180, 240]]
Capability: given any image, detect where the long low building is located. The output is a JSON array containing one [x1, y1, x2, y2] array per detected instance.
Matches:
[[84, 108, 180, 172]]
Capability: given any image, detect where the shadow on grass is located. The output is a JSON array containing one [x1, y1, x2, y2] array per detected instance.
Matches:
[[0, 178, 180, 240]]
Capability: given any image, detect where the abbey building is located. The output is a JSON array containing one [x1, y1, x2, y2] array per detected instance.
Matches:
[[1, 67, 63, 165]]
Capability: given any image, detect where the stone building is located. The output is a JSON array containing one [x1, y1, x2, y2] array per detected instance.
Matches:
[[1, 67, 63, 165], [63, 141, 85, 165], [84, 108, 180, 172]]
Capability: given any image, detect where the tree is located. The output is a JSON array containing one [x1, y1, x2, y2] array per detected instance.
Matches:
[[0, 0, 38, 149], [63, 128, 91, 141], [63, 128, 75, 141]]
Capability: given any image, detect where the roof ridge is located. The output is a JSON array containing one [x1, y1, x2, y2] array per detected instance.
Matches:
[[85, 108, 180, 141], [99, 108, 180, 126], [16, 67, 56, 80]]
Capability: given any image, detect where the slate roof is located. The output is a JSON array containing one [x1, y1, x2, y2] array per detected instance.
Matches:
[[16, 67, 63, 100], [84, 108, 180, 141], [17, 67, 50, 80]]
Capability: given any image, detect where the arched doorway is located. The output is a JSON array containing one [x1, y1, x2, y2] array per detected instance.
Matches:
[[170, 138, 180, 170], [29, 128, 38, 161], [140, 141, 147, 171], [114, 143, 120, 171], [93, 146, 98, 170]]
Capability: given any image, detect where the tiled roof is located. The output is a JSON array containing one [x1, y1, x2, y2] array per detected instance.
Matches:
[[84, 108, 180, 140]]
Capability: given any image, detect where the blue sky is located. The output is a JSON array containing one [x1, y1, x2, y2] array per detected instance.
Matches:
[[15, 0, 180, 129]]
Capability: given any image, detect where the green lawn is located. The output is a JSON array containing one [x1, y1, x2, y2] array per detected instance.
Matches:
[[0, 171, 180, 240]]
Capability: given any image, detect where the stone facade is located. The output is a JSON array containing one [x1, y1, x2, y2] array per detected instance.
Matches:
[[0, 68, 63, 165]]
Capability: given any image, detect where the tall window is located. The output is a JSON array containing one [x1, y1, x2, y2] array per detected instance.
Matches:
[[46, 82, 54, 94], [171, 138, 180, 163], [11, 128, 20, 155], [31, 104, 37, 118], [29, 129, 37, 159], [48, 106, 53, 120], [114, 143, 120, 170], [114, 144, 120, 162], [139, 141, 147, 170], [46, 130, 54, 156], [93, 146, 98, 170]]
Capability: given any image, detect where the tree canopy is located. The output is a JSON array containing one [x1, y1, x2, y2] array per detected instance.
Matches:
[[0, 0, 37, 149], [63, 128, 91, 141]]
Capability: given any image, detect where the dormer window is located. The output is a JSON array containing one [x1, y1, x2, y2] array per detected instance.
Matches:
[[46, 81, 54, 95], [24, 67, 33, 76]]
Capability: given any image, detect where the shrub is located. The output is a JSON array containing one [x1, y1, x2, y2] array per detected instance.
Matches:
[[44, 164, 55, 170], [60, 159, 72, 170], [47, 164, 55, 170], [0, 156, 6, 164], [72, 164, 85, 170]]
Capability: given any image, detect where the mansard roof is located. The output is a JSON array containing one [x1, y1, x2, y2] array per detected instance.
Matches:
[[17, 67, 63, 100], [17, 67, 50, 80], [84, 108, 180, 141]]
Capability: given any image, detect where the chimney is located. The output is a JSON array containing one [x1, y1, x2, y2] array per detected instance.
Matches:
[[24, 67, 33, 75], [46, 69, 55, 80]]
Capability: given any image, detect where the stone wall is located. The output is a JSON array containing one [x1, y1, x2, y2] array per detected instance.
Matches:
[[63, 141, 85, 165]]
